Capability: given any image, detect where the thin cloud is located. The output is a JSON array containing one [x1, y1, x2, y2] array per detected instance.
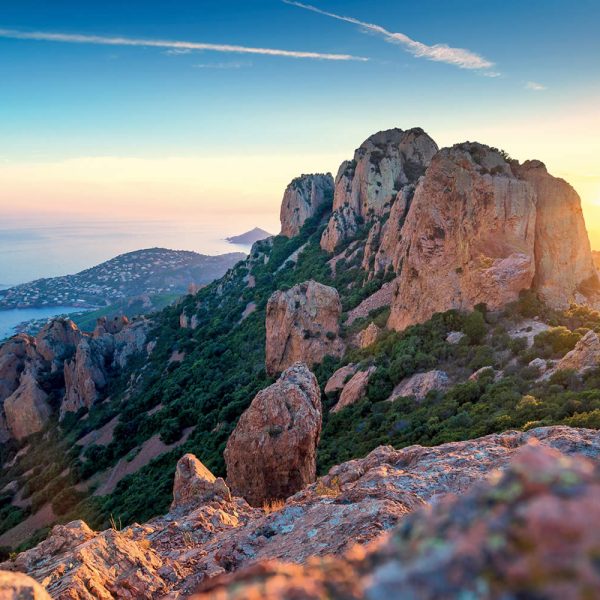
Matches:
[[284, 1, 494, 71], [194, 61, 250, 69], [0, 27, 367, 62], [526, 81, 547, 91]]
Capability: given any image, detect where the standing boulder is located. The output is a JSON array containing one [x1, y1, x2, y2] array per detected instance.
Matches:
[[265, 281, 345, 376], [225, 363, 322, 507], [554, 330, 600, 374], [280, 174, 334, 238], [171, 453, 231, 510], [0, 571, 51, 600]]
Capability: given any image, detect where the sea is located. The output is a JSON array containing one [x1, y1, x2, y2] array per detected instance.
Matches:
[[0, 217, 273, 341]]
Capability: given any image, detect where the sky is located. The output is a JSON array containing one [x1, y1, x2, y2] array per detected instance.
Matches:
[[1, 0, 599, 246]]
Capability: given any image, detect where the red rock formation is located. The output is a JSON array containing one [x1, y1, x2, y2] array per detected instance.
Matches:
[[519, 160, 600, 307], [191, 442, 600, 600], [324, 364, 358, 395], [320, 128, 438, 252], [224, 363, 322, 506], [387, 144, 538, 331], [3, 426, 598, 598], [280, 174, 334, 238], [552, 330, 600, 375], [0, 570, 51, 599], [3, 368, 51, 440], [265, 281, 344, 376], [331, 367, 375, 413], [389, 370, 450, 401], [35, 318, 82, 368], [171, 453, 231, 510]]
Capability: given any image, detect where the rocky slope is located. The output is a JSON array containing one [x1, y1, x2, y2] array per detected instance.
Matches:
[[0, 426, 597, 598]]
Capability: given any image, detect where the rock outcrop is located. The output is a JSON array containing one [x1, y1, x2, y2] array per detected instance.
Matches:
[[324, 364, 358, 395], [381, 143, 599, 331], [554, 330, 600, 374], [3, 426, 598, 598], [331, 366, 375, 413], [265, 281, 344, 376], [389, 369, 450, 401], [320, 128, 438, 252], [354, 322, 380, 348], [224, 363, 322, 506], [2, 368, 51, 440], [387, 144, 538, 330], [192, 440, 600, 600], [0, 316, 150, 439], [171, 454, 231, 511], [280, 174, 334, 238]]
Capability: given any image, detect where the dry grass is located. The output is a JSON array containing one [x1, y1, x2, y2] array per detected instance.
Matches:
[[314, 476, 342, 498], [262, 499, 286, 514]]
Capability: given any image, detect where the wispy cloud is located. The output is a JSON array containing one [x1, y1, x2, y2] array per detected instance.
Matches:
[[526, 81, 547, 91], [0, 27, 367, 62], [283, 1, 494, 71], [194, 61, 251, 69]]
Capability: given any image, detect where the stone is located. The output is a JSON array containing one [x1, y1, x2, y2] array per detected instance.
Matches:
[[224, 363, 322, 506], [469, 366, 502, 382], [171, 453, 232, 510], [280, 174, 334, 238], [355, 323, 380, 349], [331, 367, 376, 413], [321, 128, 438, 252], [555, 330, 600, 374], [265, 281, 345, 376], [446, 331, 466, 345], [35, 318, 81, 367], [3, 368, 51, 440], [0, 571, 51, 600], [388, 144, 538, 331], [389, 369, 449, 401], [324, 364, 358, 395], [191, 439, 600, 600], [528, 357, 548, 373]]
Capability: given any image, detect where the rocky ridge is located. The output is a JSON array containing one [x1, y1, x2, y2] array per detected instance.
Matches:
[[1, 426, 597, 598]]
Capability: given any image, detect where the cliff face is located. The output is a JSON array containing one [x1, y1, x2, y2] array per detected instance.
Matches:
[[320, 128, 438, 252], [0, 317, 148, 440], [280, 174, 334, 238]]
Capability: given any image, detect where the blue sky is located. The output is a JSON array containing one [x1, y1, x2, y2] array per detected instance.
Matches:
[[0, 0, 599, 242]]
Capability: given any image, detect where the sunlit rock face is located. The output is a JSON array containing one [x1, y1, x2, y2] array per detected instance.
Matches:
[[320, 128, 438, 252], [388, 143, 538, 331], [517, 160, 600, 308], [280, 174, 334, 238]]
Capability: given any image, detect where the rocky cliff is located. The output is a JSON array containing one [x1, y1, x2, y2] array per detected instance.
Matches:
[[0, 317, 148, 440], [280, 174, 334, 238]]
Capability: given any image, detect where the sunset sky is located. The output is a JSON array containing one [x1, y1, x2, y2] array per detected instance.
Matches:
[[1, 0, 599, 245]]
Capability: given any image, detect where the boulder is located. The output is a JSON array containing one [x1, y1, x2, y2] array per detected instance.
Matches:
[[389, 369, 450, 401], [3, 368, 51, 440], [354, 323, 380, 349], [469, 366, 502, 382], [0, 571, 51, 600], [331, 367, 376, 413], [265, 281, 344, 376], [171, 453, 231, 510], [528, 357, 549, 373], [446, 331, 466, 345], [321, 128, 438, 252], [555, 330, 600, 374], [280, 174, 334, 238], [324, 364, 358, 395], [225, 363, 322, 506]]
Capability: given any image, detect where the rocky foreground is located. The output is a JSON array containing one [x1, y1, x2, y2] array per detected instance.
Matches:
[[0, 425, 598, 599]]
